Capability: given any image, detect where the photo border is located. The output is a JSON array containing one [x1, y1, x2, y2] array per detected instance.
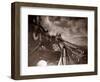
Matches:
[[11, 2, 98, 80]]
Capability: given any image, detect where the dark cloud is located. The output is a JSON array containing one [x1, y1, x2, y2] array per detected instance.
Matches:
[[41, 16, 87, 46]]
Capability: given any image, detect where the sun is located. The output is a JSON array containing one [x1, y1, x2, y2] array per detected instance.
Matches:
[[37, 60, 47, 66]]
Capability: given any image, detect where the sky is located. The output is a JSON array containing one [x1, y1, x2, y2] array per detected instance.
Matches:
[[41, 16, 87, 46]]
